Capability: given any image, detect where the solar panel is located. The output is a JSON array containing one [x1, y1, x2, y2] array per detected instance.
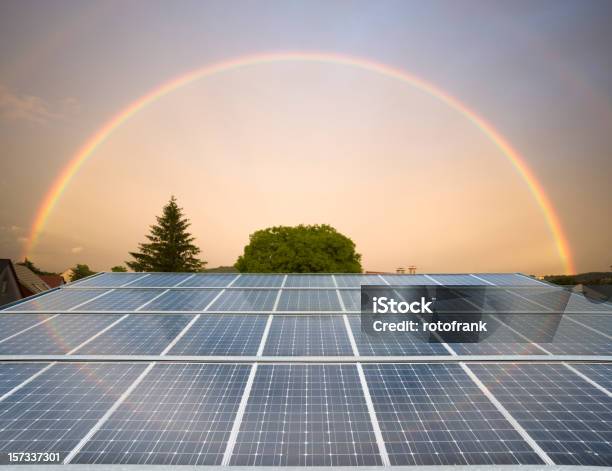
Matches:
[[276, 289, 341, 311], [564, 294, 612, 313], [230, 364, 381, 466], [381, 274, 433, 285], [5, 289, 109, 311], [428, 274, 486, 285], [0, 314, 122, 354], [142, 289, 222, 311], [125, 273, 194, 287], [0, 363, 148, 456], [339, 290, 360, 311], [76, 315, 190, 355], [77, 289, 164, 311], [232, 275, 284, 288], [333, 274, 383, 287], [364, 363, 544, 465], [474, 274, 542, 286], [73, 363, 251, 465], [469, 363, 612, 466], [284, 274, 335, 288], [178, 274, 238, 288], [567, 314, 612, 336], [263, 316, 353, 356], [346, 315, 452, 356], [168, 315, 268, 356], [69, 273, 146, 288], [208, 289, 278, 311], [0, 362, 48, 396], [0, 314, 53, 340], [573, 364, 612, 392]]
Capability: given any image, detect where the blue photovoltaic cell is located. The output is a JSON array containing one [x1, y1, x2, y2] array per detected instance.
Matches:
[[470, 363, 612, 466], [74, 363, 250, 465], [143, 289, 222, 311], [0, 314, 121, 354], [284, 275, 335, 288], [232, 275, 284, 288], [0, 314, 52, 339], [364, 363, 544, 465], [126, 273, 194, 287], [76, 315, 190, 355], [0, 363, 147, 456], [77, 289, 164, 311], [231, 364, 381, 466], [6, 289, 109, 311], [381, 274, 433, 285], [168, 315, 267, 356], [428, 275, 486, 286], [564, 294, 612, 313], [208, 289, 277, 311], [334, 274, 383, 288], [0, 363, 48, 396], [276, 289, 341, 311], [567, 314, 612, 337], [69, 272, 146, 287], [475, 274, 542, 286], [573, 364, 612, 392], [339, 290, 360, 311], [179, 274, 238, 288], [263, 315, 353, 356], [347, 315, 450, 356]]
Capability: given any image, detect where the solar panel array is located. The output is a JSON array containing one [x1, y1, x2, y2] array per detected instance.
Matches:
[[0, 272, 610, 466]]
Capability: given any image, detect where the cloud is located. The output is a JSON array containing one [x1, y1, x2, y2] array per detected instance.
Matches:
[[0, 83, 78, 124], [70, 246, 84, 254]]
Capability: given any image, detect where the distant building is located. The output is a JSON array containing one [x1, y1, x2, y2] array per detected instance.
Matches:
[[0, 259, 23, 307], [39, 274, 65, 288]]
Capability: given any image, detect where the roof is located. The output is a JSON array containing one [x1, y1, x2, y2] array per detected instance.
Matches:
[[0, 272, 610, 467], [38, 273, 65, 288], [12, 263, 50, 294]]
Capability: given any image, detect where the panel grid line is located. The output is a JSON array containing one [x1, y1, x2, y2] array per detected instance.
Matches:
[[134, 288, 170, 311], [0, 314, 59, 344], [66, 314, 130, 354], [68, 289, 115, 311]]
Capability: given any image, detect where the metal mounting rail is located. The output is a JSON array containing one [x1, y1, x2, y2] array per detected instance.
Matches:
[[0, 354, 609, 363]]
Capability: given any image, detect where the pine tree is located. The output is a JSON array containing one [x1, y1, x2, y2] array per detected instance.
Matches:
[[126, 196, 206, 272]]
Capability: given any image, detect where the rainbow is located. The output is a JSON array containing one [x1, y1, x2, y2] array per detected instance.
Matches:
[[24, 51, 575, 274]]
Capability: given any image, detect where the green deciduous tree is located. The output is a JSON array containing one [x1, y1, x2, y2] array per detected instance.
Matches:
[[126, 196, 206, 272], [110, 265, 127, 272], [235, 224, 362, 273], [70, 264, 96, 281]]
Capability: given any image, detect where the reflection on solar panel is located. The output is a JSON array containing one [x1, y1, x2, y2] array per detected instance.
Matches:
[[0, 363, 147, 455], [73, 364, 250, 465], [339, 290, 360, 311], [428, 274, 486, 285], [364, 364, 544, 465], [125, 273, 193, 287], [0, 314, 121, 354], [568, 313, 612, 336], [381, 274, 433, 285], [168, 315, 268, 356], [347, 315, 450, 356], [284, 274, 335, 288], [208, 289, 277, 311], [78, 289, 164, 311], [263, 316, 353, 356], [76, 315, 190, 355], [231, 364, 381, 466], [277, 289, 341, 311], [233, 274, 284, 287], [179, 274, 238, 288], [573, 364, 612, 391], [6, 289, 108, 311], [0, 363, 47, 396], [143, 289, 222, 311], [475, 274, 542, 286], [0, 314, 52, 339], [470, 363, 612, 466], [70, 272, 145, 287], [334, 274, 382, 287]]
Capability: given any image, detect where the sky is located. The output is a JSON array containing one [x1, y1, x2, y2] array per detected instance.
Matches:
[[0, 0, 610, 275]]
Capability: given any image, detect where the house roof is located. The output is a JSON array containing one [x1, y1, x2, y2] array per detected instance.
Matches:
[[13, 263, 50, 294]]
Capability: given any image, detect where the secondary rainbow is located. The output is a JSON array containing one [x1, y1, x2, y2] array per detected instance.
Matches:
[[24, 51, 575, 274]]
